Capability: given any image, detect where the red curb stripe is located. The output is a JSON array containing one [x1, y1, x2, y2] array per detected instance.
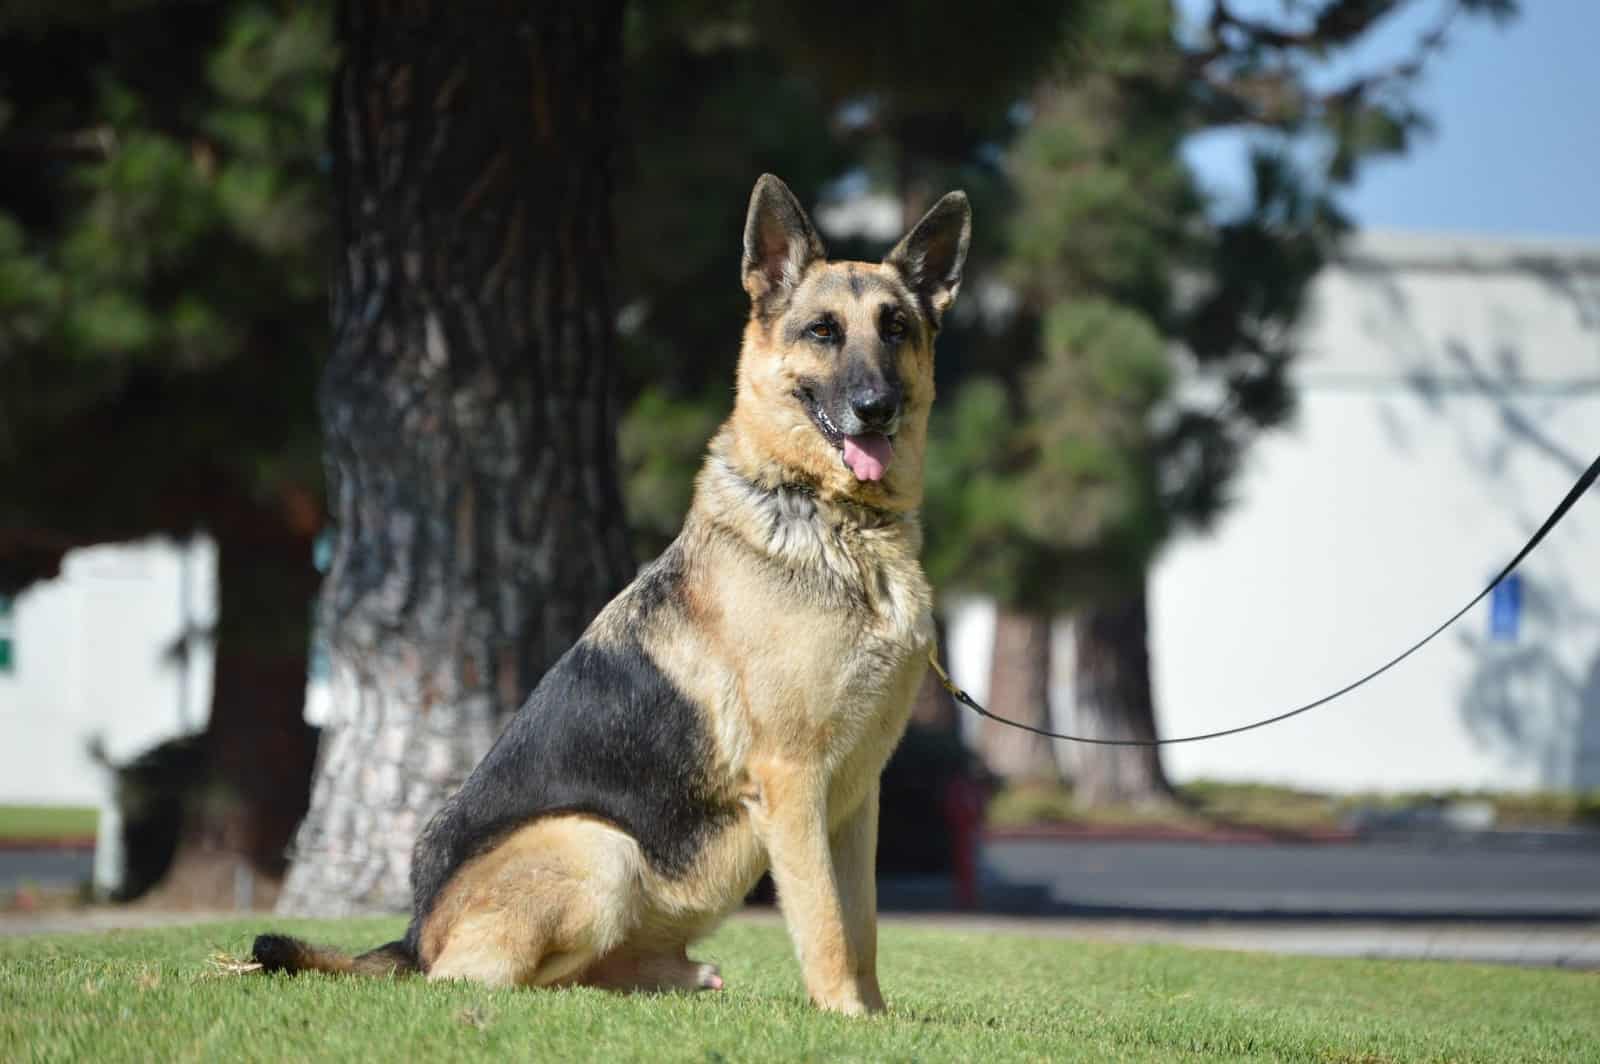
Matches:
[[983, 825, 1360, 845], [0, 836, 96, 852]]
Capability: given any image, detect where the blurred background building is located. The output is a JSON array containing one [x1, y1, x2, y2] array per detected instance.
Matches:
[[0, 538, 215, 806], [949, 229, 1600, 793]]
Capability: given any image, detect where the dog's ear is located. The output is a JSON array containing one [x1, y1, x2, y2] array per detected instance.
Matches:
[[742, 173, 826, 310], [884, 191, 971, 327]]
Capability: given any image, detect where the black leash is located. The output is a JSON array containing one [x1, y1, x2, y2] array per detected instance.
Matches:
[[930, 450, 1600, 747]]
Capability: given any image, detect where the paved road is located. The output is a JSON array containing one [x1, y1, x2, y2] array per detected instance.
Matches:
[[983, 837, 1600, 918], [8, 837, 1599, 922], [0, 848, 93, 891]]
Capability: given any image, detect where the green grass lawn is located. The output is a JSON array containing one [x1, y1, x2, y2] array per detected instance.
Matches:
[[0, 804, 97, 842], [1, 917, 1596, 1062]]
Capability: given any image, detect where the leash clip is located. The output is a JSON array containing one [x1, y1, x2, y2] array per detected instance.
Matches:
[[928, 649, 986, 718]]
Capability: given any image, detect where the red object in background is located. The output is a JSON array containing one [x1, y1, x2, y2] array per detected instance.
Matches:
[[942, 776, 986, 909]]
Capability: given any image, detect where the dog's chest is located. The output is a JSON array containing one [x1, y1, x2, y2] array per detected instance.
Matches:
[[761, 489, 930, 639], [724, 500, 933, 758]]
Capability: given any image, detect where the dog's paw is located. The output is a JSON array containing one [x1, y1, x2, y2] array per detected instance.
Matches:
[[694, 962, 724, 991], [812, 985, 885, 1016]]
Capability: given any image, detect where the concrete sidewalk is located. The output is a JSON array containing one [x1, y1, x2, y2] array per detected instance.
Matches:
[[741, 909, 1600, 970], [0, 908, 233, 938], [873, 913, 1600, 971]]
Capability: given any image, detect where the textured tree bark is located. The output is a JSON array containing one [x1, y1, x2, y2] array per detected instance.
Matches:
[[277, 0, 633, 916], [980, 607, 1061, 783], [1072, 580, 1174, 807]]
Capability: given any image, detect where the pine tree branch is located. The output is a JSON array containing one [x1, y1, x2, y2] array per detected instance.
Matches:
[[1202, 0, 1406, 56], [1182, 0, 1468, 133]]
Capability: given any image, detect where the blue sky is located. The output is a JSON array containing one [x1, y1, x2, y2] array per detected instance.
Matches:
[[1179, 1, 1600, 240]]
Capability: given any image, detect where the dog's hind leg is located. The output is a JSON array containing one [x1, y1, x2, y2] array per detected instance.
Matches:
[[579, 945, 724, 993], [422, 816, 644, 989]]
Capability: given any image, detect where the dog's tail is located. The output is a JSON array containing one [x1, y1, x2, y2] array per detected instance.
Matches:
[[251, 933, 417, 978]]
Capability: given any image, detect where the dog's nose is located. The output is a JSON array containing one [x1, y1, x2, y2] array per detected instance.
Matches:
[[849, 385, 901, 429]]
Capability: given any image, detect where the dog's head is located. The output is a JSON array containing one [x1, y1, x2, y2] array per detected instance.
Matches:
[[726, 173, 970, 510]]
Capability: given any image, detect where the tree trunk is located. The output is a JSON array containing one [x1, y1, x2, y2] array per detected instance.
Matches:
[[277, 0, 633, 916], [1072, 579, 1173, 807], [140, 519, 320, 910], [980, 607, 1060, 783]]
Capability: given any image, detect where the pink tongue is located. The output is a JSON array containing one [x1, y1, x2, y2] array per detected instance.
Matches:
[[842, 434, 893, 482]]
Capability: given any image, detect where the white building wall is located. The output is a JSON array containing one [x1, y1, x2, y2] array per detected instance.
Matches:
[[948, 231, 1600, 792], [0, 537, 216, 805], [1148, 233, 1600, 793]]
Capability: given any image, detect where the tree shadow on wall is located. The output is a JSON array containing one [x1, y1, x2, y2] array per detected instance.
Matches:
[[1341, 251, 1600, 790], [1579, 654, 1600, 791], [1456, 575, 1600, 790]]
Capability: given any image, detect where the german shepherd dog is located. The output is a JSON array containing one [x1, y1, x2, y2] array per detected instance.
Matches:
[[253, 174, 970, 1016]]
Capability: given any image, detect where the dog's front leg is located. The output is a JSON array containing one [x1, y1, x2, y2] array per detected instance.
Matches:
[[752, 761, 880, 1016], [830, 780, 885, 1013]]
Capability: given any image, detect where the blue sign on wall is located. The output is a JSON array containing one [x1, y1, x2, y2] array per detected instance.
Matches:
[[1490, 572, 1522, 641], [0, 594, 12, 672]]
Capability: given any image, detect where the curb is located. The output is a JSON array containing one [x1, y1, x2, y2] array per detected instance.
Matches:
[[0, 837, 96, 852]]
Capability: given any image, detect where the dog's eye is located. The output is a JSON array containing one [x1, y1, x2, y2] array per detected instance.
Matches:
[[885, 317, 907, 340], [807, 321, 836, 341]]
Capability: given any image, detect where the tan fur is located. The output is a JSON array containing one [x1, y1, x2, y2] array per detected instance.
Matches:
[[421, 816, 642, 987], [723, 267, 934, 514], [387, 179, 966, 1016]]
